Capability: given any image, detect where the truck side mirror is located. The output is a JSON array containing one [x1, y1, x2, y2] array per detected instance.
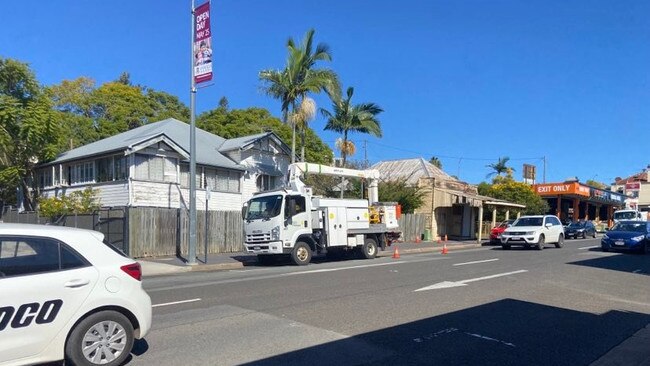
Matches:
[[242, 203, 248, 220]]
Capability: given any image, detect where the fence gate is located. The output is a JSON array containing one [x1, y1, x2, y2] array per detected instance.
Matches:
[[94, 208, 128, 254]]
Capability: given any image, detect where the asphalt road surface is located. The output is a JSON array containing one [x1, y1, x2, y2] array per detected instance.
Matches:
[[130, 237, 650, 366]]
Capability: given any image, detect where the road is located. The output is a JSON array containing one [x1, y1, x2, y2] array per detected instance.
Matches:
[[130, 238, 650, 365]]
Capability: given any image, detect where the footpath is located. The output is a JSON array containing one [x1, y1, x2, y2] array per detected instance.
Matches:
[[137, 239, 483, 277]]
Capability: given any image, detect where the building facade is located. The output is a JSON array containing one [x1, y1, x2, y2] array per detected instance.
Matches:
[[36, 118, 291, 211]]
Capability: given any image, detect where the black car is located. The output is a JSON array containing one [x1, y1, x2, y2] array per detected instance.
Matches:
[[565, 221, 597, 239]]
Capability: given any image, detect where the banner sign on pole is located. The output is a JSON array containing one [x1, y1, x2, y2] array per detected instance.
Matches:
[[194, 2, 212, 83]]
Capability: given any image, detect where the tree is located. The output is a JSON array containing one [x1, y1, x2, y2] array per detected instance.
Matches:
[[378, 179, 426, 214], [486, 156, 514, 179], [0, 58, 60, 209], [429, 156, 442, 169], [39, 187, 100, 221], [485, 179, 549, 215], [585, 179, 607, 190], [197, 106, 332, 164], [259, 28, 340, 163], [321, 86, 382, 166]]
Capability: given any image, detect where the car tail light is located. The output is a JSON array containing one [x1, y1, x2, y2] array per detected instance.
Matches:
[[121, 263, 142, 281]]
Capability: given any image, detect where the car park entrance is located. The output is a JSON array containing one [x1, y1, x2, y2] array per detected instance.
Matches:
[[533, 182, 627, 227]]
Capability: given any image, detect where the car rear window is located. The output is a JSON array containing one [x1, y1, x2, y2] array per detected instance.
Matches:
[[103, 239, 128, 258]]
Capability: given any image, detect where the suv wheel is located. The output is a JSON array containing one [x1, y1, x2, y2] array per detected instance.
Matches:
[[536, 234, 545, 250], [555, 234, 564, 248]]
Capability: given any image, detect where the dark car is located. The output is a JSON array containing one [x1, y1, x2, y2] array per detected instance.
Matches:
[[601, 220, 650, 254], [565, 221, 597, 239]]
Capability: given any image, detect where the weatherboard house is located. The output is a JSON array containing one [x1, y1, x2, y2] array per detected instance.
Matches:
[[36, 118, 291, 210]]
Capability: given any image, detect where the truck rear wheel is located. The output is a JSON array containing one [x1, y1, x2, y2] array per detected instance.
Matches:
[[291, 242, 312, 266], [360, 238, 378, 259]]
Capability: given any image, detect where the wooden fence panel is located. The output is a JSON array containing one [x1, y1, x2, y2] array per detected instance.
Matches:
[[398, 213, 427, 242], [129, 207, 178, 258]]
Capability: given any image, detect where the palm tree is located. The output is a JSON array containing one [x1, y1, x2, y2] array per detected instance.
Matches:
[[486, 156, 514, 178], [259, 29, 339, 163], [320, 86, 383, 166]]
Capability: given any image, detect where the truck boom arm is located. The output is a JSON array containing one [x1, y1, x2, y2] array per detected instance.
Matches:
[[288, 163, 380, 204]]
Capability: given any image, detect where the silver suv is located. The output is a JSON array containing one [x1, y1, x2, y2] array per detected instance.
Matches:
[[500, 215, 565, 250]]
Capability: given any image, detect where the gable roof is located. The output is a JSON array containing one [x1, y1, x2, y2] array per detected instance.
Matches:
[[218, 131, 291, 155], [614, 171, 649, 185], [371, 157, 454, 185], [48, 118, 241, 170]]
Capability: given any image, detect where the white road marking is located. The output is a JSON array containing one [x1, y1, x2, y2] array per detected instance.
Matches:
[[152, 298, 202, 308], [414, 270, 528, 291], [453, 258, 499, 266], [464, 332, 516, 347], [578, 245, 599, 250], [288, 261, 401, 275]]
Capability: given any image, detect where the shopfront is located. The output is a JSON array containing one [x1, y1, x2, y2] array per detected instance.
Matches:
[[533, 182, 626, 225]]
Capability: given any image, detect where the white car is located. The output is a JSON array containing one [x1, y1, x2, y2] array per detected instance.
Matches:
[[500, 215, 565, 250], [0, 224, 152, 366]]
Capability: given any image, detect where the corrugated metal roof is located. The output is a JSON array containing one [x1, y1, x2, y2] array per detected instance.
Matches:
[[371, 158, 454, 185], [48, 118, 243, 170]]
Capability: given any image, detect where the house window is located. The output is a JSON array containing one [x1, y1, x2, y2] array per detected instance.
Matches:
[[69, 161, 95, 185], [205, 169, 240, 193], [115, 156, 128, 180], [256, 175, 277, 192], [180, 164, 202, 188], [38, 168, 53, 188], [96, 157, 114, 182], [135, 154, 177, 182], [54, 166, 61, 186]]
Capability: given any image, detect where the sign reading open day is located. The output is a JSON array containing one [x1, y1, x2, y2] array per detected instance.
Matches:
[[194, 2, 212, 83]]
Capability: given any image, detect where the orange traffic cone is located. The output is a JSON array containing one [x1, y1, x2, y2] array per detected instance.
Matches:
[[392, 246, 401, 259], [415, 236, 421, 244], [441, 243, 449, 255], [437, 236, 441, 244], [444, 234, 448, 242]]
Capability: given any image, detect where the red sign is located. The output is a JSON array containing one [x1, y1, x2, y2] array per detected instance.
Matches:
[[625, 182, 640, 190], [194, 2, 212, 84]]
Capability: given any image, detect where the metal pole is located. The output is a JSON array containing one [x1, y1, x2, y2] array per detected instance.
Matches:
[[543, 156, 546, 184], [188, 0, 198, 265]]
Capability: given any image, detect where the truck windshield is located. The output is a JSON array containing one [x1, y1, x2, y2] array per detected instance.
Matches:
[[246, 195, 283, 220], [613, 211, 636, 220]]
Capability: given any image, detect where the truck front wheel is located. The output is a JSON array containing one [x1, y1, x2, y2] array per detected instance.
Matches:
[[360, 238, 378, 259], [291, 242, 312, 265]]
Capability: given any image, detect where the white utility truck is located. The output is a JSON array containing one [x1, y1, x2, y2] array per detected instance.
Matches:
[[243, 162, 401, 265], [613, 209, 647, 224]]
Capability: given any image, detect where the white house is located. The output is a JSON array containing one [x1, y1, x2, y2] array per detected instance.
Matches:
[[36, 118, 291, 211]]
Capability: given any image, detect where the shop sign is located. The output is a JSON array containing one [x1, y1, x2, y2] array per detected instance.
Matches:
[[534, 183, 590, 197]]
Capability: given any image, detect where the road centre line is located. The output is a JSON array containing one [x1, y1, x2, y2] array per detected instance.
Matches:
[[578, 245, 600, 250], [453, 258, 499, 266], [152, 298, 202, 308]]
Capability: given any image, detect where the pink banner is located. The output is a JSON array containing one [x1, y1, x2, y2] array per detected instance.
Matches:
[[194, 2, 212, 83]]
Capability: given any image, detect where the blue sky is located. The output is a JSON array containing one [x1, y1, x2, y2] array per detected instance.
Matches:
[[2, 0, 649, 185]]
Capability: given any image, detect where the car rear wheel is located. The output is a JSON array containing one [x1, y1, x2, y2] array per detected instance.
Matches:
[[555, 234, 564, 248], [536, 235, 545, 250], [65, 310, 134, 366]]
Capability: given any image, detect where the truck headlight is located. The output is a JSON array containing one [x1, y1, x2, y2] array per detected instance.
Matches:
[[271, 225, 280, 241]]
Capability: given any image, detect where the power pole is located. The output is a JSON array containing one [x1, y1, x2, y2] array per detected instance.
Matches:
[[543, 156, 546, 184], [188, 0, 198, 265], [363, 140, 368, 168]]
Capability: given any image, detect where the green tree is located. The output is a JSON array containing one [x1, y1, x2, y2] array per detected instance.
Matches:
[[39, 187, 100, 220], [0, 58, 60, 209], [378, 179, 426, 214], [486, 156, 514, 179], [197, 106, 332, 164], [585, 179, 607, 190], [321, 86, 382, 166], [485, 179, 548, 215], [429, 156, 442, 169], [259, 28, 339, 163]]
